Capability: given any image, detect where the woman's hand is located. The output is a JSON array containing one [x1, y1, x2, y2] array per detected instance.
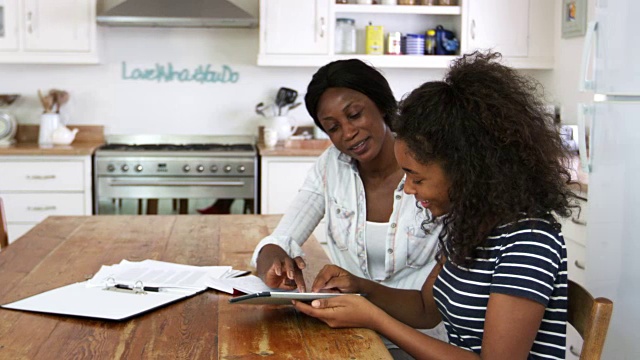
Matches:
[[311, 264, 362, 293], [256, 244, 306, 292], [293, 295, 384, 330]]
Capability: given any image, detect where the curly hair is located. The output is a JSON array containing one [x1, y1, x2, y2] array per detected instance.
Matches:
[[394, 51, 576, 265], [305, 59, 397, 132]]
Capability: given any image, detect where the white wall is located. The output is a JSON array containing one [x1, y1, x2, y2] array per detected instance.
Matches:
[[547, 0, 596, 125], [0, 0, 560, 136]]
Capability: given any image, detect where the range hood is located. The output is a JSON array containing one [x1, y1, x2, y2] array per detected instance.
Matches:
[[97, 0, 258, 28]]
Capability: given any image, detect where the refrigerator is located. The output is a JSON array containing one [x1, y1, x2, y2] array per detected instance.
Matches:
[[577, 0, 640, 358]]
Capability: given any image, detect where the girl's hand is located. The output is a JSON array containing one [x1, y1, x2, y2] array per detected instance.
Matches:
[[311, 264, 361, 293], [293, 295, 383, 330], [256, 244, 306, 292]]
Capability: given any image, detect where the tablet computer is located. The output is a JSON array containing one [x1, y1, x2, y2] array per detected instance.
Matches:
[[228, 291, 359, 305]]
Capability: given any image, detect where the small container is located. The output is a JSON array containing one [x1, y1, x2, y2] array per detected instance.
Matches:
[[381, 0, 397, 4], [335, 18, 357, 54], [425, 29, 436, 55], [356, 0, 373, 4], [387, 32, 402, 55], [365, 23, 384, 55], [421, 0, 437, 4], [336, 0, 349, 3], [397, 0, 415, 4]]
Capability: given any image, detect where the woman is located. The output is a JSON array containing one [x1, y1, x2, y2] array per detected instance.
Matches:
[[293, 52, 574, 360], [250, 59, 447, 346]]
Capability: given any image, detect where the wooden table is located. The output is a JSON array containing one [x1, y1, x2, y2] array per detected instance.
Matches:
[[0, 215, 391, 359]]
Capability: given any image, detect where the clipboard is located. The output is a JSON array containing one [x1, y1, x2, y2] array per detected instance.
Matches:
[[1, 281, 199, 321], [229, 291, 360, 305]]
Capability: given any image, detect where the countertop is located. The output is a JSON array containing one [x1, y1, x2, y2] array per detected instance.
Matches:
[[257, 139, 332, 156], [0, 124, 104, 156]]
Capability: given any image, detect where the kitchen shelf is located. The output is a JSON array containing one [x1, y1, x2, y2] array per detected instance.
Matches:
[[257, 54, 457, 68], [333, 4, 461, 15]]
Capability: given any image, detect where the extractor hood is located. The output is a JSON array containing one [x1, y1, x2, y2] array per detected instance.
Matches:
[[97, 0, 258, 28]]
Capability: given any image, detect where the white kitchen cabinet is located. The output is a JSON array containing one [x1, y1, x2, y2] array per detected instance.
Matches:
[[0, 155, 93, 243], [260, 155, 326, 244], [463, 0, 554, 69], [258, 0, 552, 69], [558, 192, 588, 360], [261, 0, 329, 55], [0, 0, 98, 64]]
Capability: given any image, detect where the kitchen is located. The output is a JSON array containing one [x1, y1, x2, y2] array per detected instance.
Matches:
[[0, 0, 638, 359]]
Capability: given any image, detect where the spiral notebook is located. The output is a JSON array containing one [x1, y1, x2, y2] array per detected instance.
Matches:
[[1, 281, 200, 321]]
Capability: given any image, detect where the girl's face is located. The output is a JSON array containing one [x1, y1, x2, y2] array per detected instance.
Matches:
[[317, 87, 389, 163], [394, 139, 452, 217]]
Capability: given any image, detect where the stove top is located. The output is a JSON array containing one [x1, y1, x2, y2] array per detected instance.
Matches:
[[99, 143, 255, 152], [95, 135, 257, 157]]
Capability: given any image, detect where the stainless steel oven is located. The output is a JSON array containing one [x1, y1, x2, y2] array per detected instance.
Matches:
[[94, 135, 257, 215]]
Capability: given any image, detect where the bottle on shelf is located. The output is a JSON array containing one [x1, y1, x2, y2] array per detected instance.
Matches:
[[365, 22, 384, 55], [335, 18, 357, 54]]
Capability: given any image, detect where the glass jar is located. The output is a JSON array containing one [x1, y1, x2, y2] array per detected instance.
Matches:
[[397, 0, 416, 4], [335, 18, 357, 54]]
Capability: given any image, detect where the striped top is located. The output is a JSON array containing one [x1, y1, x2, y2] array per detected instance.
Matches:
[[433, 215, 567, 359]]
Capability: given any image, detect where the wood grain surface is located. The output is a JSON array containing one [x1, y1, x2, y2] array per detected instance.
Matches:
[[0, 215, 391, 359]]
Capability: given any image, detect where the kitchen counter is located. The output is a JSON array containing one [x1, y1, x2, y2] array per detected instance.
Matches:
[[257, 139, 332, 157], [0, 124, 104, 156]]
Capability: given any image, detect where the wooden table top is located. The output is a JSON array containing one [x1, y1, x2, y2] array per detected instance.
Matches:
[[0, 215, 390, 359]]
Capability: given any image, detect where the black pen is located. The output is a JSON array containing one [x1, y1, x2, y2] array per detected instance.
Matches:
[[114, 284, 160, 292]]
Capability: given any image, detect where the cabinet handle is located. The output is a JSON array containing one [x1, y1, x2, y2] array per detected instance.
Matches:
[[470, 19, 476, 40], [319, 17, 325, 38], [27, 206, 57, 211], [574, 260, 586, 270], [26, 175, 56, 180], [26, 11, 33, 34], [569, 345, 581, 357], [571, 217, 587, 226]]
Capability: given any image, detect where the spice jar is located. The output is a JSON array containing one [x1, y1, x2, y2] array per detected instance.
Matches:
[[397, 0, 416, 4], [335, 18, 357, 54]]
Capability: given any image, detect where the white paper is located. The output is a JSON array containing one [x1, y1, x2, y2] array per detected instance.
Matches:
[[1, 282, 198, 321], [206, 275, 276, 294]]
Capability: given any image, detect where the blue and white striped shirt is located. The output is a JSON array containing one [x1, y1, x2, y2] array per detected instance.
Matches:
[[433, 215, 567, 359]]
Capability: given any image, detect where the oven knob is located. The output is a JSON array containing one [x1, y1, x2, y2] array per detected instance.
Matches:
[[183, 165, 191, 172], [223, 165, 232, 173], [121, 164, 129, 172], [107, 164, 115, 172], [237, 165, 246, 173], [210, 165, 218, 173], [196, 165, 204, 173], [135, 165, 143, 172]]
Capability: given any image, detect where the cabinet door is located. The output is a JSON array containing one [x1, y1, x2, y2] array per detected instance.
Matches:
[[0, 0, 18, 51], [263, 0, 329, 55], [261, 158, 316, 214], [22, 0, 92, 52], [466, 0, 529, 57]]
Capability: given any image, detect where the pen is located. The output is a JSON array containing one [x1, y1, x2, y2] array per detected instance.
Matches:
[[114, 284, 160, 292]]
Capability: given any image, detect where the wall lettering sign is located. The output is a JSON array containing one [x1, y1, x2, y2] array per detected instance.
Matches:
[[121, 62, 239, 84]]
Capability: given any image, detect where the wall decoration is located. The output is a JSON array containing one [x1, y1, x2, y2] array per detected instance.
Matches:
[[562, 0, 587, 38], [121, 62, 239, 84]]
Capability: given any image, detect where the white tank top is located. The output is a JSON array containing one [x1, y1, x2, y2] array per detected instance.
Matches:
[[365, 221, 389, 281]]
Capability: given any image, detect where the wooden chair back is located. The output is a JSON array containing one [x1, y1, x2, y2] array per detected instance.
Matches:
[[567, 279, 613, 360], [0, 197, 8, 249]]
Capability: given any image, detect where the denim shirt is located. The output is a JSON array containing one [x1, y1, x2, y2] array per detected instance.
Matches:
[[251, 146, 442, 291]]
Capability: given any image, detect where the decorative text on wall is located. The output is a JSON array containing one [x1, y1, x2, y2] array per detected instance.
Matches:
[[121, 62, 239, 84]]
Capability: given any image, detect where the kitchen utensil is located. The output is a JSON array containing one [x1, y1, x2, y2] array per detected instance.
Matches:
[[275, 87, 298, 115]]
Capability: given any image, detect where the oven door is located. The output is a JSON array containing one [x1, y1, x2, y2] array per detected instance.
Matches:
[[95, 176, 256, 215]]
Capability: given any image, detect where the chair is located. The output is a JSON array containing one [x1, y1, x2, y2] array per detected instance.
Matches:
[[0, 197, 8, 249], [567, 279, 613, 360]]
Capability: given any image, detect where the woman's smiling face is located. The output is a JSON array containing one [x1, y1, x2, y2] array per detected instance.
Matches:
[[394, 139, 452, 217], [317, 87, 389, 163]]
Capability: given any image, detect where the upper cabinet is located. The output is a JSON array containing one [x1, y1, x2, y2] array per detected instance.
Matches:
[[258, 0, 553, 69], [463, 0, 554, 69], [0, 0, 98, 64]]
